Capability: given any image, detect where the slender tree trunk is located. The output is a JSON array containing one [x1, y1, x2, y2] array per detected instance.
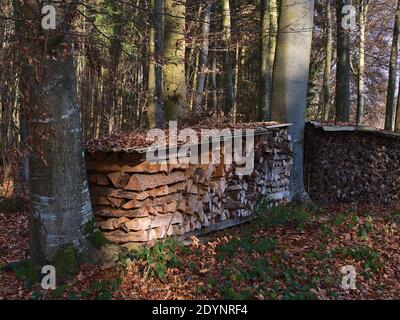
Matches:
[[221, 0, 234, 119], [357, 0, 368, 125], [385, 0, 400, 131], [271, 0, 315, 203], [190, 52, 200, 111], [16, 1, 94, 267], [212, 52, 218, 111], [258, 0, 271, 121], [321, 0, 333, 122], [194, 3, 211, 114], [100, 1, 123, 136], [336, 0, 351, 122], [232, 42, 240, 123], [269, 0, 278, 85], [148, 0, 166, 128], [10, 0, 29, 185], [396, 77, 400, 131], [164, 0, 187, 121]]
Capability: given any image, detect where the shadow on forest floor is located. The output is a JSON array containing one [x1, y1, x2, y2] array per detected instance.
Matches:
[[1, 202, 400, 300]]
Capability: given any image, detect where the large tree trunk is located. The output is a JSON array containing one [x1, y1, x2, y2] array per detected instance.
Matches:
[[164, 0, 187, 121], [194, 3, 212, 114], [258, 0, 271, 121], [271, 0, 315, 203], [335, 0, 351, 122], [385, 0, 400, 131], [221, 0, 234, 119], [357, 0, 369, 125], [321, 0, 333, 122], [16, 1, 94, 267], [148, 0, 166, 128]]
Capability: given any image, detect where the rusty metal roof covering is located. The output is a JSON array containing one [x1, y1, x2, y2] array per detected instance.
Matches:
[[307, 121, 400, 139]]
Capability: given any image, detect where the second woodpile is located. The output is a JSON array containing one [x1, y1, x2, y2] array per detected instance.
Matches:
[[85, 126, 292, 247], [305, 123, 400, 204]]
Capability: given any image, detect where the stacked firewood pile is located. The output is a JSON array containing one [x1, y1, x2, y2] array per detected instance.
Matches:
[[85, 124, 292, 246], [305, 122, 400, 204]]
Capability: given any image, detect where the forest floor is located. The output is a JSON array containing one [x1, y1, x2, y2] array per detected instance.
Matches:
[[1, 199, 400, 300]]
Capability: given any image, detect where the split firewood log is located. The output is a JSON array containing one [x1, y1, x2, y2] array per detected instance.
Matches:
[[103, 229, 158, 244], [107, 172, 130, 188], [94, 206, 149, 218], [125, 172, 185, 191]]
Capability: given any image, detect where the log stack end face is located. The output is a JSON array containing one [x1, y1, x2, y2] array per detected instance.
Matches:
[[85, 126, 292, 245]]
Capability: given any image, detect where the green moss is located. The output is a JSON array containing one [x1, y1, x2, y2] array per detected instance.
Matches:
[[53, 244, 78, 278], [84, 219, 110, 250], [1, 260, 38, 288]]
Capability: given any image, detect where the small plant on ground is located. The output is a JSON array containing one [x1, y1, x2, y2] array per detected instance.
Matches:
[[130, 238, 185, 282], [255, 203, 312, 230]]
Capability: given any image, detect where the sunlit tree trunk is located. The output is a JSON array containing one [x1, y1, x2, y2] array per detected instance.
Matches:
[[16, 1, 94, 267], [221, 0, 234, 119], [269, 0, 278, 84], [164, 0, 187, 121], [336, 0, 351, 122], [357, 0, 369, 125], [271, 0, 315, 203], [148, 0, 165, 128], [385, 0, 400, 131]]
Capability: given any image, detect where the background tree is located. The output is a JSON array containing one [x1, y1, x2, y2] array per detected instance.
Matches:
[[271, 0, 315, 203], [164, 0, 187, 121], [321, 0, 333, 121], [357, 0, 369, 125], [148, 0, 166, 128], [385, 0, 400, 131], [1, 0, 399, 149], [221, 0, 234, 120], [100, 0, 124, 136], [335, 0, 351, 122], [268, 0, 278, 85], [258, 0, 271, 121], [396, 78, 400, 131], [194, 2, 212, 114]]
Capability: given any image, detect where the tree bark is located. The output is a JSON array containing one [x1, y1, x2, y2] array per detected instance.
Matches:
[[271, 0, 315, 203], [321, 0, 333, 122], [100, 0, 123, 136], [221, 0, 234, 119], [148, 0, 166, 128], [269, 0, 278, 84], [335, 0, 351, 122], [16, 1, 94, 266], [396, 77, 400, 132], [258, 0, 271, 121], [164, 0, 187, 121], [194, 3, 212, 114], [385, 0, 400, 131], [356, 0, 368, 125]]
